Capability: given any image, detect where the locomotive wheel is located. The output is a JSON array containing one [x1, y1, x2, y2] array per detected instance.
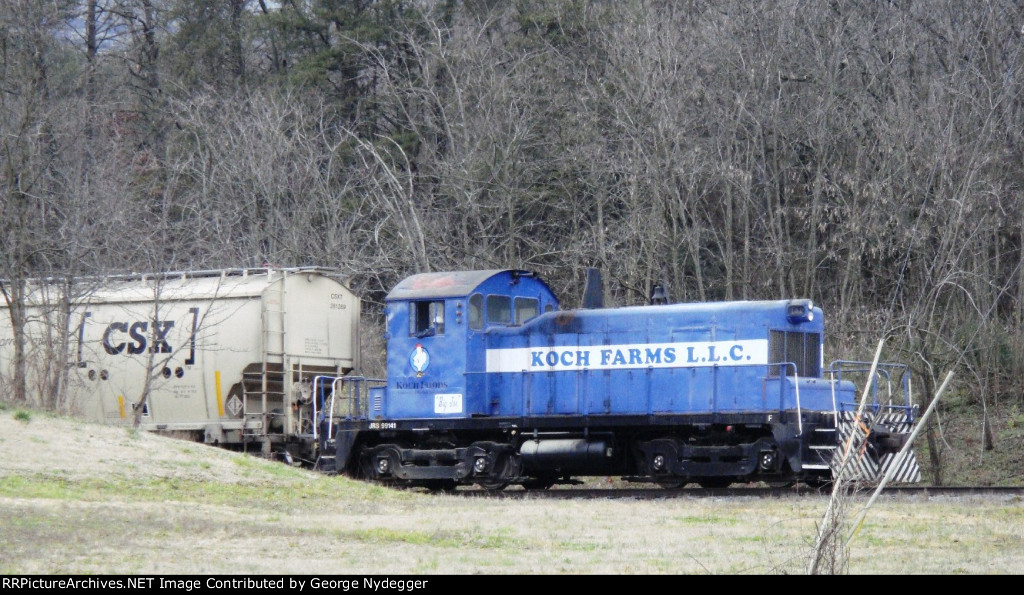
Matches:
[[804, 477, 833, 490], [354, 454, 375, 481], [521, 476, 557, 490], [477, 453, 520, 492], [423, 479, 458, 493], [477, 480, 509, 491], [696, 477, 732, 489], [656, 479, 687, 489]]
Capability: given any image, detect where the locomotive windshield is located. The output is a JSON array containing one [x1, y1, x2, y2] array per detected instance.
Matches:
[[471, 294, 541, 328], [514, 297, 539, 325], [486, 295, 511, 324]]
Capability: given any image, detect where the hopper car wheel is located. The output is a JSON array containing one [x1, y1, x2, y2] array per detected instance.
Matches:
[[477, 480, 509, 491]]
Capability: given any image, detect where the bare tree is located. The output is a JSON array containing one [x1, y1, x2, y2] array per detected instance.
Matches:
[[0, 0, 77, 403]]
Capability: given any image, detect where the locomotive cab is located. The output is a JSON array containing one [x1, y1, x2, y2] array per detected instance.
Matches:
[[378, 270, 559, 420]]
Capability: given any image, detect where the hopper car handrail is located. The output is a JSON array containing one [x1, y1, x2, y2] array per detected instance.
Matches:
[[7, 265, 352, 286]]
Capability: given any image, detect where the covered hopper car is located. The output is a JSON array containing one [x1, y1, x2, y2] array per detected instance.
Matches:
[[0, 267, 361, 463], [319, 269, 921, 490]]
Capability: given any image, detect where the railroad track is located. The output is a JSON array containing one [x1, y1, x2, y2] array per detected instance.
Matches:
[[446, 484, 1024, 500]]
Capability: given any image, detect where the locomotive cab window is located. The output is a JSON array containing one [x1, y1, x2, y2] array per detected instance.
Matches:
[[469, 294, 483, 330], [514, 297, 539, 325], [410, 300, 445, 337], [768, 330, 821, 377], [486, 295, 511, 325]]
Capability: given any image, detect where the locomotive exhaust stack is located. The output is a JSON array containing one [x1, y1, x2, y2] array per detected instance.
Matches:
[[582, 267, 604, 309]]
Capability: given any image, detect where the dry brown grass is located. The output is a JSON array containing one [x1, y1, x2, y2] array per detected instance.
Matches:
[[2, 405, 1023, 575]]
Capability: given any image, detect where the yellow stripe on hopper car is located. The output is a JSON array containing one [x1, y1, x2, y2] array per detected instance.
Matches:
[[215, 370, 224, 416]]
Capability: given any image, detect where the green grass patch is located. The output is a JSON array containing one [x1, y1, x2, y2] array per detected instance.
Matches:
[[0, 472, 394, 510], [13, 410, 31, 423], [731, 535, 767, 543], [556, 539, 603, 551], [672, 514, 740, 526], [349, 527, 439, 546], [344, 527, 522, 550], [1007, 405, 1024, 430], [230, 454, 309, 479]]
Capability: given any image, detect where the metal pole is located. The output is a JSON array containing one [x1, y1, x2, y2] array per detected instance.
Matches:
[[808, 339, 885, 574], [846, 369, 954, 545], [834, 340, 885, 482]]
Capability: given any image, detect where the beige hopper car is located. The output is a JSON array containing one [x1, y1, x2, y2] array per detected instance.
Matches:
[[0, 267, 361, 463]]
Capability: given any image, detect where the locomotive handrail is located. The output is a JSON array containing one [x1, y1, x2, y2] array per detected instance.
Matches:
[[329, 377, 344, 439], [770, 361, 803, 436], [867, 368, 893, 404], [311, 374, 338, 442], [829, 371, 840, 427], [311, 375, 387, 433], [460, 356, 920, 440], [827, 360, 916, 421]]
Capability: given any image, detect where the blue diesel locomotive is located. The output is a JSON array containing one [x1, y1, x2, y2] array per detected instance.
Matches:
[[319, 269, 920, 490]]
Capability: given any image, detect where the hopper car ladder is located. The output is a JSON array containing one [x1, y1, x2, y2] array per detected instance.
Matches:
[[239, 270, 290, 456]]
